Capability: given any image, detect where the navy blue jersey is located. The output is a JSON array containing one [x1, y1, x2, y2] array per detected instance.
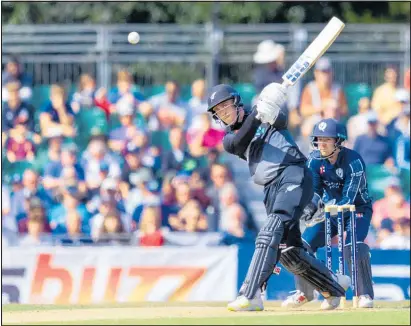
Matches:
[[307, 147, 372, 208]]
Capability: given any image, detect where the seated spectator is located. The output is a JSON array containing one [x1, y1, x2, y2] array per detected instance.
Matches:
[[300, 57, 348, 120], [2, 81, 35, 134], [18, 196, 51, 240], [109, 98, 142, 153], [138, 206, 164, 247], [353, 112, 394, 166], [91, 196, 129, 244], [371, 66, 401, 125], [346, 97, 372, 148], [43, 143, 87, 201], [372, 178, 410, 230], [149, 80, 187, 129], [39, 84, 76, 138], [395, 126, 410, 170], [71, 74, 111, 116], [161, 126, 195, 174], [131, 179, 163, 229], [10, 169, 51, 225], [49, 186, 91, 236], [186, 113, 225, 157], [137, 101, 160, 131], [5, 124, 36, 162], [218, 183, 247, 238], [10, 174, 24, 195], [108, 70, 144, 108], [187, 170, 212, 209], [58, 211, 94, 246], [2, 184, 16, 232], [34, 129, 64, 169], [87, 178, 127, 216], [169, 199, 208, 232], [187, 79, 208, 126], [2, 56, 33, 102], [379, 217, 410, 250], [387, 89, 410, 145], [19, 214, 52, 246], [252, 40, 284, 93], [81, 137, 121, 190]]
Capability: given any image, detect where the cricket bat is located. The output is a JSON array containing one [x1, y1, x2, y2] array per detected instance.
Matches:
[[282, 17, 345, 86]]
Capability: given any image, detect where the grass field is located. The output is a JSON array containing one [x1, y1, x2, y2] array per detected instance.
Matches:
[[3, 301, 410, 325]]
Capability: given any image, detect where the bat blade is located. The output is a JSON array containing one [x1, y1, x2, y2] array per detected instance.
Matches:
[[282, 17, 345, 86]]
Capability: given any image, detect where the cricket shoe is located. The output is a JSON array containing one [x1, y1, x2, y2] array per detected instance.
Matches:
[[281, 290, 310, 308], [227, 289, 264, 311], [320, 274, 351, 310], [358, 295, 374, 308]]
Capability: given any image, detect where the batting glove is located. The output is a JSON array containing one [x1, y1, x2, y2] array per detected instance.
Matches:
[[255, 82, 287, 125]]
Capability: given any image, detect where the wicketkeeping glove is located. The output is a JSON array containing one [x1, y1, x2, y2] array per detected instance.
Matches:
[[255, 82, 287, 125]]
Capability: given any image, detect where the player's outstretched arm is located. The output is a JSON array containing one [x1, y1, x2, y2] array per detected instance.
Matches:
[[223, 109, 262, 157]]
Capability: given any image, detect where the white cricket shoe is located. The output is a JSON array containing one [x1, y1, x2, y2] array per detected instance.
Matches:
[[321, 274, 351, 310], [281, 290, 309, 308], [358, 295, 374, 308], [227, 289, 264, 311]]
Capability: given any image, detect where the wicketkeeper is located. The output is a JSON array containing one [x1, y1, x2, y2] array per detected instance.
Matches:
[[207, 83, 350, 311], [282, 118, 374, 309]]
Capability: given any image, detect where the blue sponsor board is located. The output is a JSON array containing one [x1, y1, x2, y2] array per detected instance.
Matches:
[[238, 245, 410, 301]]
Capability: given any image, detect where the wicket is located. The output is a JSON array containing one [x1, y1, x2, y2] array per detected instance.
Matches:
[[324, 204, 359, 308]]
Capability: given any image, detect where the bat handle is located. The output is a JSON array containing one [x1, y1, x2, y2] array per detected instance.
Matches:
[[282, 80, 291, 88]]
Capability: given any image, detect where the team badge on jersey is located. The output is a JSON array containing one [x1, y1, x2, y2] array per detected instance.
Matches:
[[336, 168, 344, 179], [318, 121, 327, 131]]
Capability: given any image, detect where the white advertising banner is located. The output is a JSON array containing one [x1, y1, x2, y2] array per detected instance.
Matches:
[[2, 246, 238, 304]]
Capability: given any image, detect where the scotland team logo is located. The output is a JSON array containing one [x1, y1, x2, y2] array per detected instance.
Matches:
[[336, 168, 344, 179], [318, 122, 327, 131]]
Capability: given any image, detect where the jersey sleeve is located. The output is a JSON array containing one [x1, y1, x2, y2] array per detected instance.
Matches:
[[336, 157, 365, 206], [307, 153, 324, 198], [223, 108, 261, 158]]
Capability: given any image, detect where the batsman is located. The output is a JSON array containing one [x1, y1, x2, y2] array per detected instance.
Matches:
[[207, 83, 350, 311], [282, 118, 374, 309]]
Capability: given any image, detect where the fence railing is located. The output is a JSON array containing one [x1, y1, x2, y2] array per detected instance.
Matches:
[[2, 23, 410, 88]]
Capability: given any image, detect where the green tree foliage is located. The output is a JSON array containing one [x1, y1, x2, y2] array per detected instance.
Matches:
[[2, 1, 410, 25]]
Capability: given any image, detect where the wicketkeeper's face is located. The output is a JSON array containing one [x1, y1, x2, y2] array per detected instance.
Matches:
[[317, 136, 336, 157], [212, 99, 238, 125]]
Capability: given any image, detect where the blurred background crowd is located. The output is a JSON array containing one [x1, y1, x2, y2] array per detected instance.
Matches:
[[1, 2, 410, 250]]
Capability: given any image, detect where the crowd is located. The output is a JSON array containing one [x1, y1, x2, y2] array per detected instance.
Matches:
[[2, 42, 410, 249]]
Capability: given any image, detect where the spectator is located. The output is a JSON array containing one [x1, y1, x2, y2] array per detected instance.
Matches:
[[2, 56, 33, 102], [353, 112, 393, 166], [188, 170, 212, 209], [161, 126, 194, 174], [81, 137, 121, 190], [43, 143, 87, 201], [131, 180, 163, 228], [206, 163, 232, 231], [405, 67, 410, 92], [19, 214, 52, 246], [218, 183, 247, 238], [5, 124, 36, 162], [300, 57, 348, 120], [49, 186, 91, 235], [346, 97, 372, 148], [109, 98, 144, 153], [187, 79, 208, 125], [394, 124, 410, 170], [2, 81, 35, 134], [10, 174, 24, 195], [371, 66, 400, 125], [71, 74, 111, 116], [17, 196, 50, 239], [10, 169, 51, 225], [137, 101, 160, 131], [186, 113, 225, 157], [169, 199, 208, 232], [252, 40, 285, 93], [39, 84, 76, 138], [379, 217, 410, 250], [138, 206, 164, 247], [34, 129, 64, 169], [108, 70, 144, 108], [372, 178, 410, 230], [387, 89, 410, 144], [149, 80, 187, 129], [2, 184, 16, 232]]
